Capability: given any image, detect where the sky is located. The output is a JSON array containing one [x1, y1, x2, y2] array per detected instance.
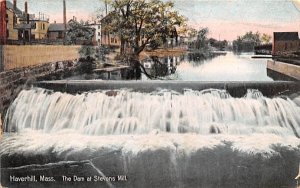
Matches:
[[12, 0, 300, 41]]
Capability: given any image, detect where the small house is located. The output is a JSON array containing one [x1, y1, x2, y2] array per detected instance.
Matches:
[[48, 23, 67, 40], [100, 12, 121, 47]]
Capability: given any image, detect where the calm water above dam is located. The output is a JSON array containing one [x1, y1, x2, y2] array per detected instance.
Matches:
[[142, 52, 274, 81], [167, 52, 273, 81], [68, 52, 277, 81]]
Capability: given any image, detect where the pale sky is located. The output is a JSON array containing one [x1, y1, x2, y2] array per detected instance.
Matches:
[[13, 0, 300, 41]]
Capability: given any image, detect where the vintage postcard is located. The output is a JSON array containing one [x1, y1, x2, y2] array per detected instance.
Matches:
[[0, 0, 300, 187]]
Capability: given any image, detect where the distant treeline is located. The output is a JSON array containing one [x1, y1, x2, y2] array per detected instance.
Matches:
[[233, 32, 271, 52]]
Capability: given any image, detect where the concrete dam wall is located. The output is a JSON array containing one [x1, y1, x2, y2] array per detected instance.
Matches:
[[36, 80, 300, 98]]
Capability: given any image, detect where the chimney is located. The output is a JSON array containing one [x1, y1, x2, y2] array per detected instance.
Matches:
[[25, 1, 29, 24], [13, 0, 16, 11], [13, 0, 16, 25], [25, 1, 28, 15], [63, 0, 66, 30]]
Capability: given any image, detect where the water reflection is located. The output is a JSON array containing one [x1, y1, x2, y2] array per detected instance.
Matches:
[[177, 52, 274, 81], [142, 56, 181, 78], [186, 51, 226, 65], [66, 52, 282, 81], [142, 52, 275, 81]]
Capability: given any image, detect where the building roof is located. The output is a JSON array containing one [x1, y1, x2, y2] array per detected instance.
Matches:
[[14, 23, 32, 30], [6, 0, 23, 16], [48, 23, 69, 32], [274, 32, 299, 41], [100, 11, 117, 23]]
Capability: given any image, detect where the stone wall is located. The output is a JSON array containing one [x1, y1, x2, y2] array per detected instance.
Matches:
[[267, 60, 300, 81], [0, 44, 82, 131], [0, 60, 80, 132]]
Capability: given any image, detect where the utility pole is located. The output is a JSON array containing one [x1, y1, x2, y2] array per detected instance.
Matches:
[[105, 1, 108, 16], [63, 0, 67, 44], [63, 0, 67, 29], [104, 0, 110, 46], [291, 1, 300, 51]]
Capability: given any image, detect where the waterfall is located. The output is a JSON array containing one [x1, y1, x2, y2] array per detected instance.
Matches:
[[2, 88, 300, 188], [4, 88, 300, 137]]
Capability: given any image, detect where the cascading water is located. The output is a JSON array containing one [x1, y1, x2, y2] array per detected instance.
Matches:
[[1, 88, 300, 188], [4, 88, 300, 137]]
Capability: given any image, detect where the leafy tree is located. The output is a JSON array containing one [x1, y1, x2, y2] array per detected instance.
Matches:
[[65, 19, 96, 73], [241, 31, 261, 44], [188, 27, 209, 50], [260, 33, 272, 44], [79, 45, 96, 59], [209, 38, 228, 50], [66, 19, 95, 45], [187, 27, 197, 39], [195, 27, 209, 50], [101, 0, 187, 59], [233, 31, 263, 52]]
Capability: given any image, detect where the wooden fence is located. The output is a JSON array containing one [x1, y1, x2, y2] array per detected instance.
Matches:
[[2, 45, 81, 70]]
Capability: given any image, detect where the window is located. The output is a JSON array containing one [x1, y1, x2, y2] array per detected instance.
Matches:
[[285, 43, 287, 50], [111, 38, 114, 43], [43, 23, 45, 30], [115, 38, 117, 43], [98, 25, 100, 29], [58, 31, 63, 38], [98, 32, 100, 36]]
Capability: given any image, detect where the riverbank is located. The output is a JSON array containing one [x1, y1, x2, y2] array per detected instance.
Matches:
[[140, 48, 187, 60]]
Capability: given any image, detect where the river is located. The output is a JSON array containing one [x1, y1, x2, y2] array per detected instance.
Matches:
[[142, 52, 279, 81]]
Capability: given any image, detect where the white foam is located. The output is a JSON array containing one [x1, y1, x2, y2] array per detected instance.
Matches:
[[1, 131, 299, 158], [4, 88, 300, 137]]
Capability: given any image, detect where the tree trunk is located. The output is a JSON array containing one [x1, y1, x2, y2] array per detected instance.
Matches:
[[126, 54, 140, 80], [120, 37, 125, 55]]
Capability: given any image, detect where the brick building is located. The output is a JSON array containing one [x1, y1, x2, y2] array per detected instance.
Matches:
[[272, 32, 300, 55], [0, 0, 49, 44], [0, 0, 7, 44]]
